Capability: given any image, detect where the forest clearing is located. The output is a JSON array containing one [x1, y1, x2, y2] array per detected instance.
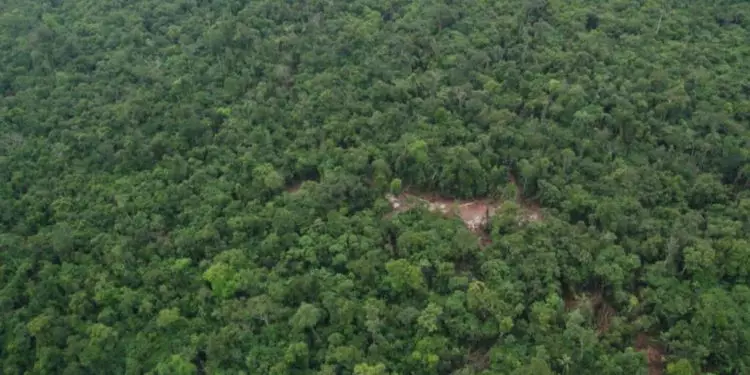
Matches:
[[384, 190, 541, 232], [2, 0, 749, 374]]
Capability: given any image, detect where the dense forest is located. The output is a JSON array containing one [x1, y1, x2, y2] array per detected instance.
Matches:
[[1, 0, 749, 374]]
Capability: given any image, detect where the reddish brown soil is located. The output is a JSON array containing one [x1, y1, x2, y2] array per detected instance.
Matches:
[[287, 175, 543, 237], [563, 292, 616, 335], [458, 201, 496, 228], [635, 333, 665, 375], [383, 175, 545, 248], [595, 303, 615, 335], [385, 193, 496, 233]]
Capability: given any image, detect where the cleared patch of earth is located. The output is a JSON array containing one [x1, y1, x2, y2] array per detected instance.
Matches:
[[285, 176, 544, 235], [563, 291, 616, 335], [635, 333, 665, 375], [385, 193, 498, 232], [385, 188, 542, 236]]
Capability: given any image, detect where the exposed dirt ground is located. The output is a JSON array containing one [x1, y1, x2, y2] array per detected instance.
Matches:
[[385, 192, 498, 232], [286, 179, 674, 374], [285, 175, 543, 237], [563, 291, 616, 335], [385, 186, 541, 235], [635, 333, 665, 375]]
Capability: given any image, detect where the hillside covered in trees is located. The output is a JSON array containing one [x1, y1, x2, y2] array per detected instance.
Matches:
[[1, 0, 750, 374]]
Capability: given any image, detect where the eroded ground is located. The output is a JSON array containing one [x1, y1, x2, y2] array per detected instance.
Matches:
[[385, 190, 542, 234], [286, 180, 661, 372], [565, 291, 664, 375], [385, 193, 498, 232], [635, 333, 665, 375], [284, 178, 543, 237]]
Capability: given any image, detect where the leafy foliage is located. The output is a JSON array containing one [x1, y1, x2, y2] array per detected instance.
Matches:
[[1, 0, 749, 374]]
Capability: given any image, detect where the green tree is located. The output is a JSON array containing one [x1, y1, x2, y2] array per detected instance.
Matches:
[[385, 259, 426, 295]]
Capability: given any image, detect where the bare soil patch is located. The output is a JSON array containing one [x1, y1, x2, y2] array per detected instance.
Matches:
[[563, 291, 616, 334], [522, 200, 543, 223], [385, 192, 497, 233], [593, 295, 616, 335], [385, 183, 542, 237], [635, 333, 665, 375], [287, 175, 543, 240]]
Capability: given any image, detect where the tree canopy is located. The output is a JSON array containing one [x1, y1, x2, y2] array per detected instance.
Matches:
[[1, 0, 749, 374]]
